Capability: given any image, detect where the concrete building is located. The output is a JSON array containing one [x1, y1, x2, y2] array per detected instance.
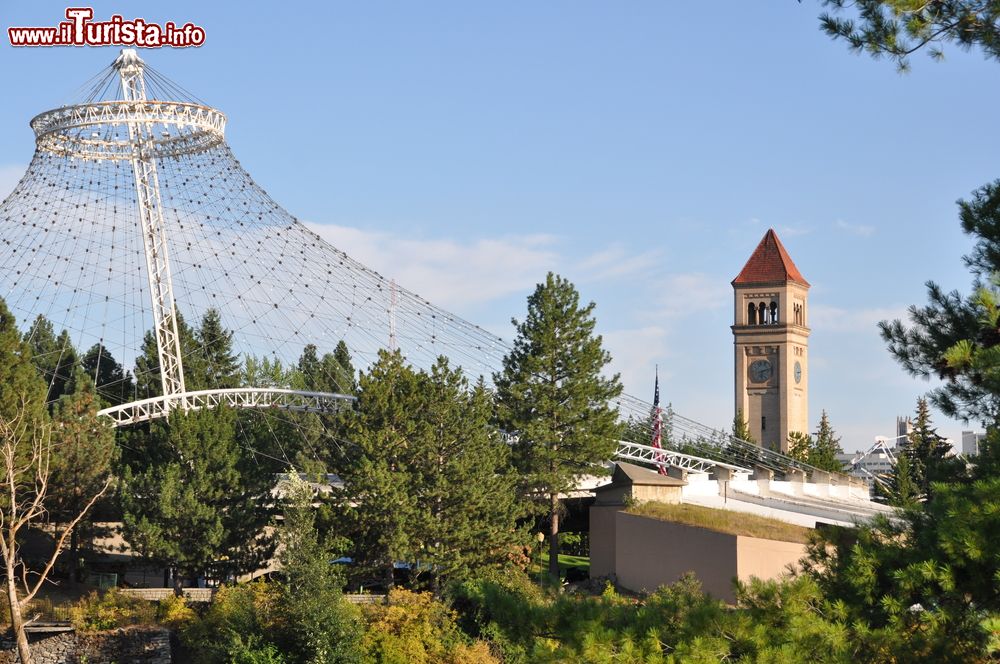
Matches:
[[592, 462, 686, 506], [963, 430, 986, 456], [732, 229, 810, 452]]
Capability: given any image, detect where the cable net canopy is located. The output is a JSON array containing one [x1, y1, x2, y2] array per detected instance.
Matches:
[[0, 50, 842, 479], [0, 50, 509, 404]]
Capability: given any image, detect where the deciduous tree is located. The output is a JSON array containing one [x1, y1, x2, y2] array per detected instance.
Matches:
[[0, 302, 110, 664]]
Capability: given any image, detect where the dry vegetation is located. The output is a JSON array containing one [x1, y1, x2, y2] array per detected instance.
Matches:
[[627, 501, 812, 543]]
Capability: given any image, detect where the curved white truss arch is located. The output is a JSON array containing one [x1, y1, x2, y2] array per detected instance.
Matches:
[[97, 388, 356, 427], [614, 440, 752, 475]]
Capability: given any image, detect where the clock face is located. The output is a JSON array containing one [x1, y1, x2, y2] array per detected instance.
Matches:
[[749, 359, 772, 383], [794, 361, 802, 384]]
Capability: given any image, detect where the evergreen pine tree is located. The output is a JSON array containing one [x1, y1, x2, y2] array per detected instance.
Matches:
[[48, 368, 117, 581], [410, 360, 523, 592], [810, 410, 845, 473], [732, 408, 756, 444], [787, 431, 813, 462], [324, 340, 356, 394], [298, 344, 322, 391], [276, 474, 362, 663], [337, 350, 421, 589], [196, 309, 240, 389], [494, 273, 622, 580], [120, 406, 274, 589], [80, 343, 134, 406], [880, 453, 920, 507], [134, 311, 199, 397], [24, 316, 78, 406], [902, 397, 955, 497]]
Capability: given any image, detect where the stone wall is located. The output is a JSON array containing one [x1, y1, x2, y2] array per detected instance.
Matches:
[[0, 626, 171, 663], [122, 587, 215, 602]]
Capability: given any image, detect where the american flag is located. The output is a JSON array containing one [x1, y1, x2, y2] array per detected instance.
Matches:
[[652, 367, 667, 475]]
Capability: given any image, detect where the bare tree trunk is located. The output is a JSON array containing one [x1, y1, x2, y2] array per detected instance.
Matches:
[[172, 567, 183, 597], [6, 560, 32, 664], [548, 492, 560, 581], [70, 527, 80, 583]]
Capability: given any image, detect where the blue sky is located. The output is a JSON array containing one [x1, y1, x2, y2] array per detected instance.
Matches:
[[1, 1, 997, 449]]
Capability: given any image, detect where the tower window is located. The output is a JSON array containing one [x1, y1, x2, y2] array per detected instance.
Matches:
[[747, 302, 757, 325], [761, 416, 766, 431], [758, 302, 767, 324]]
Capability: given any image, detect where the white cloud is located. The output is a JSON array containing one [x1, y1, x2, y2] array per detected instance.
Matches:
[[808, 304, 907, 333], [649, 272, 730, 318], [601, 325, 671, 393], [777, 225, 810, 237], [304, 222, 560, 308], [835, 219, 876, 237], [575, 243, 661, 282], [0, 165, 27, 203], [304, 221, 663, 310]]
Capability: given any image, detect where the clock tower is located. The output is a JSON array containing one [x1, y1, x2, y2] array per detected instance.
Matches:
[[731, 229, 810, 452]]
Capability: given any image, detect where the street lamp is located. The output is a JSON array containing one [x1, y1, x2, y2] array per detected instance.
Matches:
[[535, 531, 545, 587]]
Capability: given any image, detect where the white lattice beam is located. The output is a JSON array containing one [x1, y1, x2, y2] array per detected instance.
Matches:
[[97, 388, 356, 427], [614, 440, 751, 474]]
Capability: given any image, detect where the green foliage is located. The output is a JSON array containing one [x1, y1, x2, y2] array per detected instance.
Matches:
[[878, 181, 1000, 423], [363, 588, 499, 664], [181, 582, 283, 664], [338, 351, 523, 591], [0, 301, 49, 438], [80, 343, 134, 406], [819, 1, 1000, 72], [895, 397, 963, 498], [120, 405, 274, 583], [69, 589, 156, 632], [452, 570, 864, 663], [195, 308, 241, 389], [732, 408, 756, 444], [156, 593, 196, 630], [787, 430, 813, 462], [23, 315, 77, 407], [181, 479, 364, 664], [879, 453, 920, 507], [278, 473, 363, 664], [811, 410, 845, 472], [48, 368, 117, 578], [804, 432, 1000, 661], [494, 273, 622, 577]]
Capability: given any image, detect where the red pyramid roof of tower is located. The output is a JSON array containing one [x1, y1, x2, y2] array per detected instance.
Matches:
[[732, 229, 809, 287]]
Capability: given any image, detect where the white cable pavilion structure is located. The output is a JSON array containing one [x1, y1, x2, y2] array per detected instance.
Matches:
[[0, 50, 849, 480]]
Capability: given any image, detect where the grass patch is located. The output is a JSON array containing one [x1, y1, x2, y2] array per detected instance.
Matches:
[[627, 501, 812, 544], [539, 553, 589, 573]]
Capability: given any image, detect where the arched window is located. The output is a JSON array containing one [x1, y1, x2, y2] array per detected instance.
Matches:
[[770, 301, 778, 324], [758, 302, 768, 324], [747, 302, 757, 325]]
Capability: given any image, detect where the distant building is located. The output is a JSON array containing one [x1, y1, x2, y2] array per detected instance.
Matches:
[[962, 430, 986, 456], [896, 416, 913, 441]]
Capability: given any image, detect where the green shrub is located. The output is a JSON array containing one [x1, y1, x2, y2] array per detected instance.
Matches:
[[229, 634, 288, 664], [363, 588, 499, 664], [156, 593, 196, 630], [180, 582, 281, 664], [69, 589, 156, 632]]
